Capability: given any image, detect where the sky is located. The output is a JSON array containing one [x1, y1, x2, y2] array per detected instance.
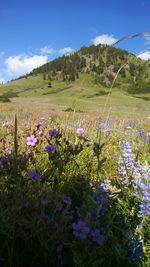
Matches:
[[0, 0, 150, 83]]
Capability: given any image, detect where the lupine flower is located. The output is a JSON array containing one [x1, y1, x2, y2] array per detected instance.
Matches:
[[140, 127, 150, 143], [99, 120, 111, 135], [76, 128, 84, 135], [24, 112, 29, 121], [92, 182, 109, 214], [48, 128, 58, 137], [118, 142, 133, 185], [133, 163, 150, 217], [44, 144, 56, 153], [99, 179, 111, 192], [122, 142, 132, 168], [91, 228, 106, 245], [26, 135, 37, 146], [127, 237, 143, 264], [72, 220, 90, 240], [121, 228, 143, 263], [28, 170, 42, 182]]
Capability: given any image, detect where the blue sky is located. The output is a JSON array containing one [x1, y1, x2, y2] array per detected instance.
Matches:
[[0, 0, 150, 82]]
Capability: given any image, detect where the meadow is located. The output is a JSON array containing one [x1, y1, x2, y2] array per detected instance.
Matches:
[[0, 33, 150, 266], [0, 102, 150, 267]]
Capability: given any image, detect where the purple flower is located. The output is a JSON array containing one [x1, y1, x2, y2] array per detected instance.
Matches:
[[79, 136, 91, 142], [48, 128, 58, 137], [99, 179, 111, 192], [36, 129, 44, 136], [133, 163, 150, 217], [91, 229, 106, 245], [36, 119, 42, 127], [76, 128, 84, 135], [140, 128, 150, 143], [24, 112, 29, 121], [99, 120, 111, 135], [26, 135, 37, 146], [2, 121, 9, 127], [28, 170, 42, 182], [72, 220, 90, 240], [122, 142, 132, 168], [62, 196, 72, 206], [44, 145, 56, 153]]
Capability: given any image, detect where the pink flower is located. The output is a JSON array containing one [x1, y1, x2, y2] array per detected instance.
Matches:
[[76, 128, 84, 135], [2, 121, 9, 127], [26, 135, 37, 146], [36, 129, 44, 136]]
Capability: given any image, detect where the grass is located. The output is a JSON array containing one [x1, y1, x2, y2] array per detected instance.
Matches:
[[0, 73, 150, 117], [0, 110, 150, 267]]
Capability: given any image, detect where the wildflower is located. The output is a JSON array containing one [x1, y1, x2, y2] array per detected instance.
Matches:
[[122, 142, 132, 168], [99, 179, 111, 192], [118, 142, 133, 185], [99, 120, 111, 135], [36, 119, 42, 127], [2, 121, 8, 127], [79, 136, 90, 142], [62, 195, 72, 207], [91, 228, 106, 245], [44, 144, 56, 153], [76, 128, 84, 135], [48, 128, 58, 137], [4, 148, 12, 155], [140, 128, 150, 143], [72, 220, 90, 240], [133, 163, 150, 217], [24, 112, 29, 121], [127, 236, 143, 264], [26, 135, 37, 146], [28, 170, 42, 182], [36, 129, 44, 136]]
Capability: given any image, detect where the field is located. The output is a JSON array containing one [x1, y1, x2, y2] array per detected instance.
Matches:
[[0, 72, 150, 116], [0, 97, 150, 266], [0, 53, 150, 266]]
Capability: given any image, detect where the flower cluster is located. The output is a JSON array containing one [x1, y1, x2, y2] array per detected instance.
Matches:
[[28, 170, 42, 182], [118, 142, 150, 217], [133, 163, 150, 217], [118, 142, 133, 185], [140, 127, 150, 143]]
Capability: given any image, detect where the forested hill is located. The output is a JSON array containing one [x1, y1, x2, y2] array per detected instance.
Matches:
[[25, 44, 150, 91]]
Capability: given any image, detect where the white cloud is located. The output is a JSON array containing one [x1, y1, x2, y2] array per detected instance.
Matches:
[[40, 46, 55, 55], [5, 54, 48, 77], [59, 47, 75, 55], [92, 34, 118, 46], [144, 36, 150, 46], [137, 51, 150, 60]]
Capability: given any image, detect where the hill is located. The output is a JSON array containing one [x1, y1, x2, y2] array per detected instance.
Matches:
[[0, 44, 150, 115]]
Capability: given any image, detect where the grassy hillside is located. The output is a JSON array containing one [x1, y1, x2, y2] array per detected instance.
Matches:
[[0, 44, 150, 116]]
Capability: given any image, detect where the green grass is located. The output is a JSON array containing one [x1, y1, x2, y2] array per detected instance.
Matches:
[[0, 73, 150, 116]]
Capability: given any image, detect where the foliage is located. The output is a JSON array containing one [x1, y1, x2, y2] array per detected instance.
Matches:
[[0, 115, 149, 266], [23, 44, 150, 92]]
